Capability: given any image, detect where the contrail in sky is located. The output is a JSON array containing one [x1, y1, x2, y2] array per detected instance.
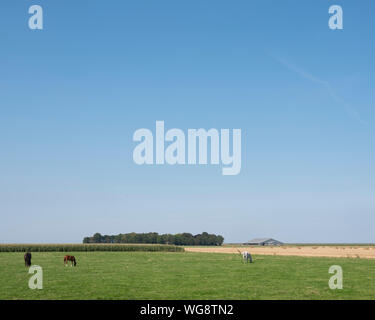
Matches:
[[272, 55, 367, 125]]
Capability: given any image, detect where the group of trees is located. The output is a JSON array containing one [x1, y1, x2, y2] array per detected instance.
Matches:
[[83, 232, 224, 246]]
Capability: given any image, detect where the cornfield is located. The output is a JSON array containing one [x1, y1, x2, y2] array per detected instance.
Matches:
[[0, 244, 184, 252]]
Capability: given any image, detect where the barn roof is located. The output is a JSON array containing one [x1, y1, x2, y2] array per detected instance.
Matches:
[[247, 238, 279, 243]]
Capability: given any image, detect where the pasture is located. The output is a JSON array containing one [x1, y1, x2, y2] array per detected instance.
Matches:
[[1, 251, 375, 299]]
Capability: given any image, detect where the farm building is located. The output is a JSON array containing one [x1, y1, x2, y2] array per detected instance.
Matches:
[[245, 238, 283, 246]]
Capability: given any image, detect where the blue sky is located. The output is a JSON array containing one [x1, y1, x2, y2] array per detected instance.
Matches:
[[1, 1, 374, 243]]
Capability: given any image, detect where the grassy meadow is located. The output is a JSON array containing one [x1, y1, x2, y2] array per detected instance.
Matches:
[[1, 251, 375, 299]]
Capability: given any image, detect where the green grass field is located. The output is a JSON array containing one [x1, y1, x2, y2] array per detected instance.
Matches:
[[1, 251, 374, 299]]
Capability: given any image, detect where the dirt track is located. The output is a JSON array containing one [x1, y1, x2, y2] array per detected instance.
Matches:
[[185, 246, 375, 259]]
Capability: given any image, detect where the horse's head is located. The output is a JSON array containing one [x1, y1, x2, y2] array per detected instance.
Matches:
[[73, 258, 77, 266]]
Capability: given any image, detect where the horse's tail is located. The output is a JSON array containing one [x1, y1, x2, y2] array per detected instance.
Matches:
[[73, 257, 77, 266]]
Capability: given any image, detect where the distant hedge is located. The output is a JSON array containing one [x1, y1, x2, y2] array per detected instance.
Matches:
[[0, 244, 184, 252], [84, 232, 224, 246]]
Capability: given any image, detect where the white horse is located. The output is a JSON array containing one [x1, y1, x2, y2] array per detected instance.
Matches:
[[237, 250, 253, 263]]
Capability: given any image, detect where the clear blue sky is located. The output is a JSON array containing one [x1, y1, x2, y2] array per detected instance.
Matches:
[[1, 1, 374, 243]]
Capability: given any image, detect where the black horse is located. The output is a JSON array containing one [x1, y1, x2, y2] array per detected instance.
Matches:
[[24, 252, 32, 267]]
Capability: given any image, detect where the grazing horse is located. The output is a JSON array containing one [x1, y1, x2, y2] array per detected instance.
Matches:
[[237, 249, 253, 263], [64, 255, 77, 267], [24, 252, 32, 267]]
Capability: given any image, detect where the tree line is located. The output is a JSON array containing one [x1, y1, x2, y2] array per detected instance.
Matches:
[[83, 232, 224, 246]]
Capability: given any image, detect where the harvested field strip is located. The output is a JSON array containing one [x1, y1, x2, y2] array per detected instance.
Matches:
[[185, 246, 375, 259]]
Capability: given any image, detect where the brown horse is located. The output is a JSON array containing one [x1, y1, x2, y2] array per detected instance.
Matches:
[[24, 252, 32, 267], [64, 255, 77, 267]]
